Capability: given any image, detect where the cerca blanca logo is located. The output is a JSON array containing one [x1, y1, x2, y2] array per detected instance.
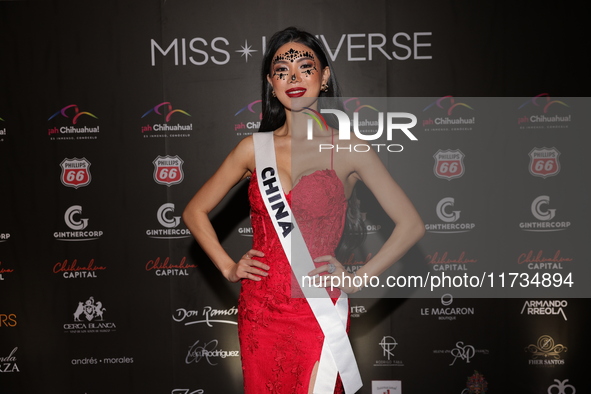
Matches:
[[64, 296, 116, 334]]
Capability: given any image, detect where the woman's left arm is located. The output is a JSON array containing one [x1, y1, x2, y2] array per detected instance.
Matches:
[[350, 147, 425, 279]]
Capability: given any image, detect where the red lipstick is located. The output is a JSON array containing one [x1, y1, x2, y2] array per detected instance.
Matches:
[[286, 88, 307, 98]]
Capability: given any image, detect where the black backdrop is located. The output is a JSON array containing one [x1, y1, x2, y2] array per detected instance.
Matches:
[[1, 1, 589, 393]]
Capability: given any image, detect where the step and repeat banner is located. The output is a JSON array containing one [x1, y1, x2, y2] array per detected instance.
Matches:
[[1, 1, 589, 393]]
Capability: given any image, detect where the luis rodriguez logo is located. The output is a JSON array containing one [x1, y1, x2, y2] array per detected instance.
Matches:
[[48, 104, 100, 140], [141, 102, 192, 138]]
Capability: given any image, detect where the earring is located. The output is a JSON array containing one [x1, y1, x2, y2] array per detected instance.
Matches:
[[321, 83, 329, 92], [272, 90, 276, 97]]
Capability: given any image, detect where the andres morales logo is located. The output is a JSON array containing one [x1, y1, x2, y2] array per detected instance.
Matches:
[[153, 155, 184, 186], [529, 147, 560, 178], [433, 149, 465, 180], [48, 104, 100, 140], [234, 99, 262, 135], [422, 96, 475, 131], [60, 158, 92, 188], [141, 102, 192, 137]]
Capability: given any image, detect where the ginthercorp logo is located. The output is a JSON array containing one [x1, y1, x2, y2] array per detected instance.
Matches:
[[0, 232, 10, 243], [48, 104, 100, 140], [153, 155, 184, 186], [529, 147, 560, 178], [64, 296, 116, 334], [425, 197, 475, 233], [421, 96, 475, 131], [60, 158, 92, 188], [517, 94, 571, 130], [146, 203, 192, 239], [141, 102, 192, 138], [525, 335, 567, 365], [305, 106, 416, 153], [433, 149, 465, 180], [54, 205, 104, 241], [520, 195, 570, 232], [234, 99, 262, 136], [150, 32, 433, 66]]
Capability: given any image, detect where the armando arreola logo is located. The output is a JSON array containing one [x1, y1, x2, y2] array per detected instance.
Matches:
[[64, 296, 116, 334], [520, 195, 570, 232], [304, 106, 417, 153]]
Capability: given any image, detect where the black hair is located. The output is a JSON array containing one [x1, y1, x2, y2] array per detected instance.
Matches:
[[258, 26, 343, 132]]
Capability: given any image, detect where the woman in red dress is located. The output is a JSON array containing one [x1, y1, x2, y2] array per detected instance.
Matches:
[[183, 27, 424, 394]]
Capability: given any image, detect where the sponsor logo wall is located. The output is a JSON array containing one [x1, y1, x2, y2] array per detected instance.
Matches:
[[0, 1, 589, 393]]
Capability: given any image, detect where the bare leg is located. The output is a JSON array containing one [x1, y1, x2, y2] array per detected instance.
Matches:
[[308, 360, 319, 394]]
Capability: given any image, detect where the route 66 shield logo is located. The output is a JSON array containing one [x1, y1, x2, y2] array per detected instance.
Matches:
[[60, 158, 91, 188], [153, 155, 184, 186], [433, 149, 465, 180], [529, 147, 560, 178]]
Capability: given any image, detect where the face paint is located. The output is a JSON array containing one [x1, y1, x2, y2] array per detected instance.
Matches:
[[271, 47, 318, 80]]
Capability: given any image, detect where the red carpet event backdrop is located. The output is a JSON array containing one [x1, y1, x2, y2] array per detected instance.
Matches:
[[0, 1, 589, 393]]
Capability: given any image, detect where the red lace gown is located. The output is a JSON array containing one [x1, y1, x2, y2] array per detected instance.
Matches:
[[239, 169, 348, 393]]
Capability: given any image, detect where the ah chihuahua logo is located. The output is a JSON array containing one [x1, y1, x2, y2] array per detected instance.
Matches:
[[48, 105, 100, 140], [141, 102, 192, 137], [234, 99, 262, 135]]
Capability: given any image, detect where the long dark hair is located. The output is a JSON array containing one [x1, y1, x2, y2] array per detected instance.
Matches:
[[258, 26, 343, 132]]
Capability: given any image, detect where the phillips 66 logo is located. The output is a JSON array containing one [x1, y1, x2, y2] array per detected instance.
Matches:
[[433, 149, 465, 180], [529, 147, 560, 178], [60, 158, 92, 188], [153, 155, 184, 186]]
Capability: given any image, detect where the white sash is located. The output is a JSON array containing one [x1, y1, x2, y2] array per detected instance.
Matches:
[[252, 132, 362, 394]]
